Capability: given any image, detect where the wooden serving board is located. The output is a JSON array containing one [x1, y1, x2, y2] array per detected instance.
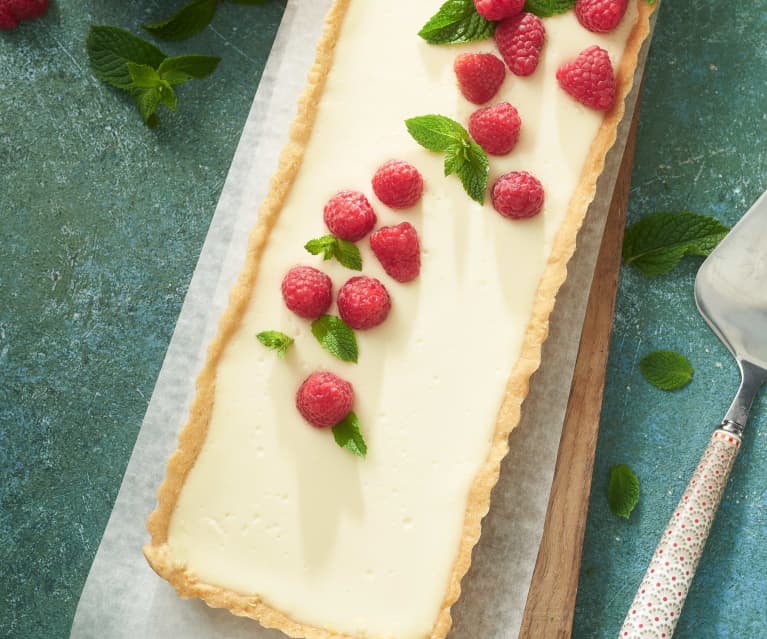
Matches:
[[518, 103, 641, 638]]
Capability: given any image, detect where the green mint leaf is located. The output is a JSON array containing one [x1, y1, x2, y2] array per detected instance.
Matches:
[[523, 0, 576, 17], [135, 87, 162, 125], [304, 235, 362, 271], [457, 139, 488, 204], [305, 236, 337, 260], [640, 350, 693, 390], [333, 239, 362, 271], [418, 0, 495, 45], [256, 330, 294, 359], [159, 83, 178, 111], [127, 62, 161, 89], [332, 412, 367, 457], [622, 211, 729, 276], [87, 26, 166, 90], [407, 114, 488, 203], [143, 0, 217, 41], [608, 464, 640, 519], [158, 55, 221, 85], [406, 114, 466, 152], [443, 141, 467, 176], [311, 315, 358, 363]]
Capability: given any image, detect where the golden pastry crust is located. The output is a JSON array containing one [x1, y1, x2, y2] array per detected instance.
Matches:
[[144, 2, 656, 638]]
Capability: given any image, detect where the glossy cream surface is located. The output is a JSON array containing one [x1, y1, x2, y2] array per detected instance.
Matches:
[[167, 3, 638, 637]]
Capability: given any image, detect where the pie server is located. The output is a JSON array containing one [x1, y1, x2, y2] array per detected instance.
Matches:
[[619, 189, 767, 638]]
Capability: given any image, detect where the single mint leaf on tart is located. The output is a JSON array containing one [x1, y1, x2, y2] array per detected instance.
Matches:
[[332, 412, 368, 457], [639, 350, 694, 390], [305, 235, 362, 271], [143, 0, 218, 41], [418, 0, 496, 45], [622, 211, 729, 276], [406, 115, 489, 204], [608, 464, 640, 519], [311, 315, 359, 363], [256, 331, 294, 358], [523, 0, 576, 17]]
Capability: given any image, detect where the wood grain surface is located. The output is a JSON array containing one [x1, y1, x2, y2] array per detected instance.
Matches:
[[518, 105, 641, 639]]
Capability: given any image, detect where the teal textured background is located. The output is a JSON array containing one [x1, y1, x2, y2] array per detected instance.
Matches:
[[0, 1, 764, 638]]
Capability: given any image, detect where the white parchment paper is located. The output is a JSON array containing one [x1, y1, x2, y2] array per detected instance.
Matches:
[[70, 3, 655, 637]]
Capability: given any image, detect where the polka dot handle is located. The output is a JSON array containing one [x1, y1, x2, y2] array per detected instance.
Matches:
[[619, 429, 740, 638]]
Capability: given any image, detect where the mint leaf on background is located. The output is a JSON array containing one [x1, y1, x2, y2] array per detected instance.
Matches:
[[406, 114, 488, 203], [127, 62, 162, 88], [256, 331, 294, 358], [622, 211, 729, 276], [640, 350, 694, 390], [523, 0, 576, 17], [87, 26, 166, 89], [608, 464, 640, 519], [418, 0, 495, 45], [158, 55, 221, 83], [305, 235, 362, 271], [311, 315, 358, 363], [332, 412, 367, 457], [143, 0, 218, 41]]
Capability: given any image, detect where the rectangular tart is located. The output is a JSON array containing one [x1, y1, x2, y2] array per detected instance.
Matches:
[[145, 2, 655, 638]]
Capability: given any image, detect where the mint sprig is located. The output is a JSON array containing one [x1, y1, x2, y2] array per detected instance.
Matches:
[[311, 315, 358, 363], [523, 0, 576, 17], [332, 412, 367, 457], [418, 0, 495, 45], [143, 0, 218, 41], [640, 350, 693, 390], [608, 464, 640, 520], [256, 331, 294, 358], [622, 211, 729, 276], [406, 114, 488, 203], [305, 235, 362, 271], [87, 26, 220, 127]]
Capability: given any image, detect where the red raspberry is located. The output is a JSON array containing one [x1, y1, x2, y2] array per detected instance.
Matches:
[[337, 276, 391, 330], [468, 102, 522, 156], [323, 190, 377, 242], [575, 0, 628, 33], [494, 12, 545, 77], [0, 0, 47, 27], [281, 265, 332, 320], [556, 45, 616, 111], [0, 5, 19, 28], [370, 222, 421, 283], [491, 171, 544, 219], [371, 160, 423, 209], [454, 53, 506, 105], [474, 0, 524, 21], [296, 371, 354, 428]]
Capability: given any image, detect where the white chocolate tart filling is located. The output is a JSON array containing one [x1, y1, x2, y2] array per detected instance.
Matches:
[[153, 2, 644, 638]]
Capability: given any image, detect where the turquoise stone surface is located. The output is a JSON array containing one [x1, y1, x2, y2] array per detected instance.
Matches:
[[1, 1, 764, 637]]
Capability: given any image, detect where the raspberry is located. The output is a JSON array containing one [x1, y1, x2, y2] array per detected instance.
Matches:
[[474, 0, 525, 21], [337, 276, 391, 330], [0, 0, 47, 27], [371, 160, 423, 209], [556, 45, 616, 111], [454, 53, 506, 105], [495, 12, 545, 77], [491, 171, 544, 219], [370, 222, 421, 283], [296, 371, 354, 428], [281, 265, 333, 320], [468, 102, 522, 156], [575, 0, 628, 33], [323, 190, 377, 242]]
